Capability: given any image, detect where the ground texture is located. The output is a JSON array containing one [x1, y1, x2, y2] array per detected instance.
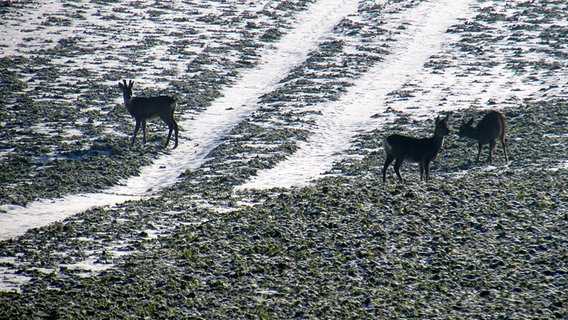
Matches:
[[1, 0, 567, 318]]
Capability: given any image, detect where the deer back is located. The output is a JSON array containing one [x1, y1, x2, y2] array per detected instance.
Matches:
[[385, 135, 442, 162], [385, 116, 450, 163], [127, 96, 176, 120], [478, 111, 505, 140], [461, 111, 505, 144]]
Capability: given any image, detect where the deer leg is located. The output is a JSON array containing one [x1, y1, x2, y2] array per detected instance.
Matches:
[[142, 120, 147, 144], [161, 115, 179, 149], [164, 118, 172, 148], [488, 140, 496, 163], [476, 143, 482, 162], [382, 154, 395, 183], [419, 162, 424, 181], [501, 136, 508, 161], [167, 119, 178, 149], [394, 158, 404, 182], [131, 121, 141, 146], [424, 161, 431, 182], [164, 128, 173, 148]]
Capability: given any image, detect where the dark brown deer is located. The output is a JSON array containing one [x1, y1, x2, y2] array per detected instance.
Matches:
[[118, 80, 179, 149], [458, 110, 508, 163], [382, 115, 450, 183]]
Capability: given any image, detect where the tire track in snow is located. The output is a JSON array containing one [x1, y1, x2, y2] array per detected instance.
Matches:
[[0, 0, 360, 241], [239, 0, 476, 190]]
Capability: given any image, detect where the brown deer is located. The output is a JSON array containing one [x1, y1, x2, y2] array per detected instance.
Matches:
[[382, 115, 450, 183], [458, 110, 508, 163], [118, 80, 179, 149]]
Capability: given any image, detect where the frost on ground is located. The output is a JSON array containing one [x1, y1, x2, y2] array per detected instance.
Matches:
[[0, 0, 355, 240], [1, 0, 315, 206], [0, 0, 567, 318]]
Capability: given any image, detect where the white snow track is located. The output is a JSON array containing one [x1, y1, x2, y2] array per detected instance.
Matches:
[[0, 0, 359, 240], [240, 0, 476, 189], [2, 0, 565, 242]]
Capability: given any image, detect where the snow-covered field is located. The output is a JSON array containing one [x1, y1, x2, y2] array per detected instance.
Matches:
[[0, 0, 360, 240], [0, 0, 567, 317], [2, 0, 565, 241]]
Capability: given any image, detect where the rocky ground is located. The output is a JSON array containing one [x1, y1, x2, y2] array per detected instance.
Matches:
[[0, 0, 567, 318]]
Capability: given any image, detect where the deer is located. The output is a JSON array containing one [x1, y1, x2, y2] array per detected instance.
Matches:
[[118, 80, 179, 149], [382, 115, 451, 183], [458, 110, 508, 164]]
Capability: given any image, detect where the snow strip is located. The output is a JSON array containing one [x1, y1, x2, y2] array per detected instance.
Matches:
[[0, 0, 360, 241], [238, 0, 476, 190]]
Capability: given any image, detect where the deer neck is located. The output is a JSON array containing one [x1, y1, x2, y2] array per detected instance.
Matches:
[[433, 134, 445, 148], [123, 95, 133, 110], [433, 128, 447, 141]]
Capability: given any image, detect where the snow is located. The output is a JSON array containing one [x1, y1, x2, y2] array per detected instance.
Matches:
[[0, 194, 141, 241], [1, 0, 567, 291], [2, 0, 564, 240], [239, 0, 476, 189], [0, 0, 360, 241], [0, 0, 66, 56], [119, 0, 360, 196]]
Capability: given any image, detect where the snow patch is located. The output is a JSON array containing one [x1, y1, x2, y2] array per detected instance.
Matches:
[[0, 0, 359, 241], [239, 0, 476, 190]]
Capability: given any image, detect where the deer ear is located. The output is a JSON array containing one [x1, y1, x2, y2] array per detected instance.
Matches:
[[129, 80, 134, 88]]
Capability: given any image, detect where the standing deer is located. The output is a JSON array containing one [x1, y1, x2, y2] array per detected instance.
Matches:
[[382, 115, 451, 183], [118, 80, 179, 149], [458, 110, 508, 163]]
